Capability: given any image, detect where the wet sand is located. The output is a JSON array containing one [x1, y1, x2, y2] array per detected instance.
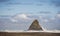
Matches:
[[0, 32, 60, 36]]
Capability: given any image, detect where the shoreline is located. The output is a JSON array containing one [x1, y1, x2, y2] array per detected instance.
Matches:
[[0, 31, 60, 36]]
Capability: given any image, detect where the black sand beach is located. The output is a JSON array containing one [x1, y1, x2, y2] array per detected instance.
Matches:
[[0, 32, 60, 36]]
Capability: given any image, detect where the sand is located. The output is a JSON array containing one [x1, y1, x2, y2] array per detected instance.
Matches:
[[0, 32, 60, 36]]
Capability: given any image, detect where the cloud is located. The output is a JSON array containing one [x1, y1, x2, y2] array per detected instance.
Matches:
[[1, 13, 60, 30], [39, 16, 42, 19], [15, 14, 28, 19], [10, 14, 42, 22], [50, 17, 55, 20], [43, 19, 49, 22], [0, 13, 60, 30], [10, 18, 17, 22], [10, 14, 30, 22], [42, 14, 60, 30], [56, 14, 60, 18]]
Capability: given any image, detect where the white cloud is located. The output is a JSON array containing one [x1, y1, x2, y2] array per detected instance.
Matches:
[[50, 17, 55, 20], [10, 14, 33, 22], [16, 14, 29, 19], [10, 14, 44, 23], [57, 14, 60, 18], [9, 17, 17, 22], [43, 19, 49, 22], [39, 16, 42, 19]]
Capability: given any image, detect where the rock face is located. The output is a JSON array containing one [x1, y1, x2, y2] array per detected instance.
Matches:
[[28, 20, 43, 30]]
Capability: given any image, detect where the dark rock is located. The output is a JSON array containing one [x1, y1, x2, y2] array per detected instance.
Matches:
[[28, 19, 43, 30]]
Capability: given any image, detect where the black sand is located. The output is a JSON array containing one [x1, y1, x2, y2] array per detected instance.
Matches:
[[0, 32, 60, 36]]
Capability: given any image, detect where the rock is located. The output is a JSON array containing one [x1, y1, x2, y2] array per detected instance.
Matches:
[[28, 19, 43, 30]]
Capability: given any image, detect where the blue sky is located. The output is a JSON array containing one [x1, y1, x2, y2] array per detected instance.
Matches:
[[0, 0, 60, 16], [0, 0, 60, 30]]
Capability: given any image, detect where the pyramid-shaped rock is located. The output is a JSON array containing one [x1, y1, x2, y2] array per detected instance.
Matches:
[[28, 19, 43, 30]]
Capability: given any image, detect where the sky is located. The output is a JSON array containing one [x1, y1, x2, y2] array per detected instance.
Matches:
[[0, 0, 60, 30], [0, 0, 60, 16]]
